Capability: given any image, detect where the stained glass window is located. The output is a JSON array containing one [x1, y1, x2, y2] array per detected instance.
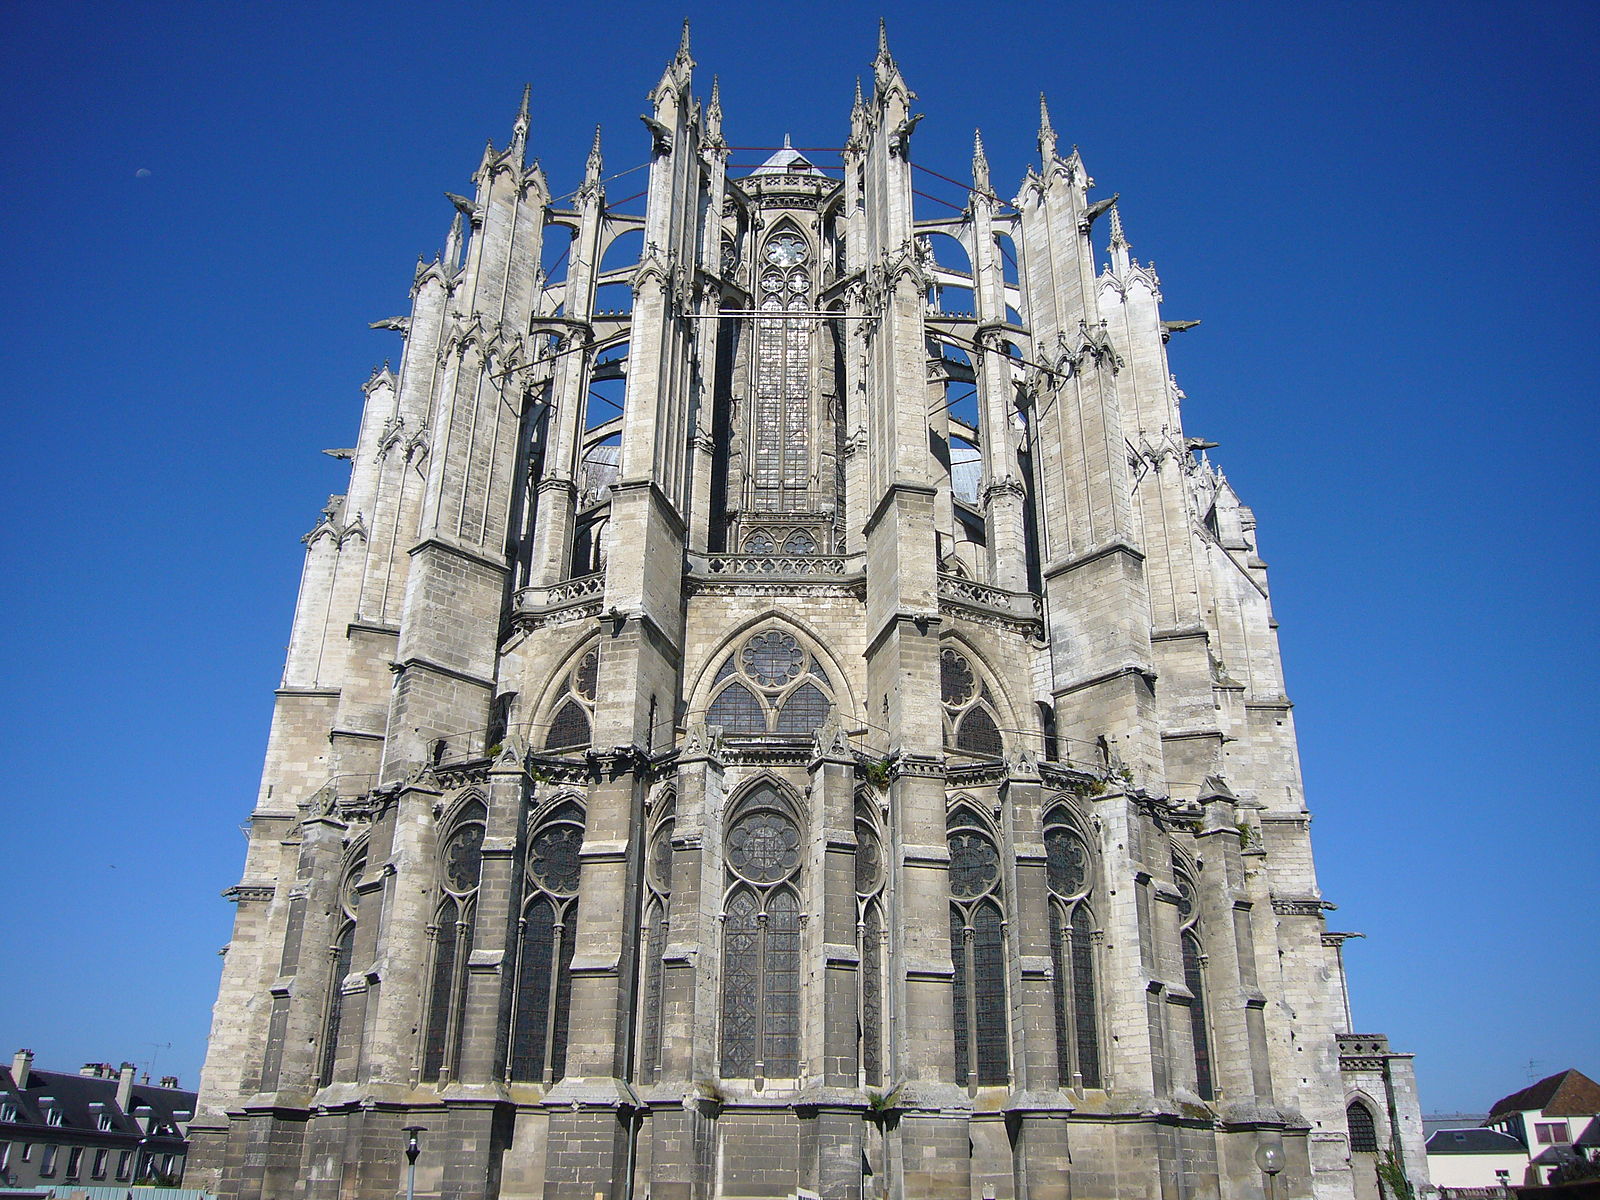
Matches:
[[742, 631, 804, 688], [319, 922, 355, 1086], [941, 649, 976, 706], [971, 901, 1009, 1085], [546, 699, 590, 750], [1045, 823, 1089, 897], [638, 802, 675, 1082], [422, 896, 459, 1080], [573, 651, 599, 701], [708, 681, 766, 734], [948, 810, 1009, 1087], [1070, 905, 1101, 1087], [443, 822, 484, 892], [861, 901, 884, 1087], [511, 806, 585, 1085], [720, 888, 761, 1076], [775, 682, 830, 735], [1182, 931, 1214, 1100], [751, 230, 812, 513], [720, 789, 804, 1078], [956, 707, 1003, 756]]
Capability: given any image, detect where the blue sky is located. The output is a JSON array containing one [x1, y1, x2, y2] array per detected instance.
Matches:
[[1, 1, 1594, 1114]]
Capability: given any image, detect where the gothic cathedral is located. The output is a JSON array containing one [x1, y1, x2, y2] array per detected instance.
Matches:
[[194, 26, 1426, 1200]]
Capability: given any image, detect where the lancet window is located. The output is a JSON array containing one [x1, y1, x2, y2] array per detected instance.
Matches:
[[940, 647, 1004, 758], [1043, 808, 1102, 1088], [855, 794, 887, 1087], [636, 792, 676, 1082], [510, 799, 585, 1084], [948, 804, 1009, 1086], [1174, 862, 1214, 1101], [422, 799, 485, 1082], [752, 227, 813, 514], [720, 785, 803, 1079], [1347, 1100, 1379, 1153], [544, 648, 599, 751], [318, 846, 366, 1087], [704, 630, 834, 739]]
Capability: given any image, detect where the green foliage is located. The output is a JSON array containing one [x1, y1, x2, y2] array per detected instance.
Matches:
[[862, 756, 892, 790], [1375, 1144, 1414, 1200]]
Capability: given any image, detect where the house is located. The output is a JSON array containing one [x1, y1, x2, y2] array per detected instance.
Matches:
[[0, 1050, 195, 1189], [1485, 1069, 1600, 1186]]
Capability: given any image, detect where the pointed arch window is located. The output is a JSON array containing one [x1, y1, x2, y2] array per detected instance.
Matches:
[[752, 226, 814, 514], [1347, 1100, 1379, 1153], [1044, 808, 1101, 1087], [940, 647, 1005, 758], [948, 805, 1009, 1086], [510, 800, 585, 1084], [1175, 866, 1214, 1101], [720, 786, 803, 1078], [544, 648, 598, 751], [636, 793, 675, 1082], [704, 629, 835, 738], [421, 800, 485, 1082], [319, 847, 366, 1086], [855, 794, 887, 1087]]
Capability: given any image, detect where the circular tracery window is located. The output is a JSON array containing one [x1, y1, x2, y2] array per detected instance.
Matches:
[[727, 809, 801, 884], [940, 648, 976, 707], [528, 823, 583, 895], [948, 830, 1000, 899], [742, 631, 805, 689], [1045, 825, 1089, 896], [573, 650, 599, 702], [443, 823, 485, 892]]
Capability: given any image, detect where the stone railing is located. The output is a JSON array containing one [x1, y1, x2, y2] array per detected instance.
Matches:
[[702, 554, 850, 577], [513, 571, 605, 612], [936, 572, 1044, 626]]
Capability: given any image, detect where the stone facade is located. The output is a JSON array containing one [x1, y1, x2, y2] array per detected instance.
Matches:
[[193, 24, 1425, 1200]]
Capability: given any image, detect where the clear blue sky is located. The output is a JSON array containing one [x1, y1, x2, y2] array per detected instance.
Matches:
[[2, 1, 1594, 1114]]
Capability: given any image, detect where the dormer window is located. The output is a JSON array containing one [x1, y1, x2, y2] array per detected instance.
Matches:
[[97, 1112, 115, 1131], [0, 1101, 16, 1122], [43, 1102, 62, 1127]]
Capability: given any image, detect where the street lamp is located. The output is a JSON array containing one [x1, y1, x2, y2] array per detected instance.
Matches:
[[1256, 1132, 1286, 1200], [402, 1126, 426, 1200]]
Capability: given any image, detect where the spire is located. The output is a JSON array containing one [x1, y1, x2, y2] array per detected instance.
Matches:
[[679, 17, 691, 60], [444, 210, 465, 270], [579, 125, 604, 202], [877, 17, 890, 61], [510, 83, 531, 162], [972, 128, 992, 197], [873, 18, 908, 99], [1108, 201, 1131, 273], [1038, 92, 1058, 163], [705, 75, 724, 145], [854, 75, 865, 109]]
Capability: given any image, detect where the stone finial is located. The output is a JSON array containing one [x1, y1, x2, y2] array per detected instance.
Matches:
[[510, 83, 531, 161], [444, 210, 464, 269], [972, 128, 992, 196], [877, 17, 890, 62], [1038, 92, 1058, 163], [678, 17, 692, 60], [585, 124, 604, 187], [707, 75, 723, 141]]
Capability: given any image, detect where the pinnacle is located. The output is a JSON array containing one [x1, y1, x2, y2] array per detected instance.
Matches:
[[679, 17, 691, 58], [517, 83, 531, 125], [1108, 202, 1127, 248], [1038, 92, 1058, 161], [878, 17, 890, 59]]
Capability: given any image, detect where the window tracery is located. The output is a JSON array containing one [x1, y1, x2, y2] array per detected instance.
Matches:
[[1174, 860, 1214, 1101], [855, 795, 887, 1087], [940, 647, 1004, 758], [636, 794, 675, 1082], [947, 805, 1009, 1087], [752, 228, 813, 515], [544, 648, 598, 751], [704, 630, 834, 738], [1044, 808, 1102, 1088], [313, 846, 366, 1088], [422, 800, 485, 1082], [720, 785, 803, 1079], [510, 800, 585, 1085]]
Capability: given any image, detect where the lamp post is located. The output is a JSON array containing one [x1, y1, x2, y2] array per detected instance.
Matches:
[[402, 1125, 426, 1200], [1256, 1132, 1286, 1200]]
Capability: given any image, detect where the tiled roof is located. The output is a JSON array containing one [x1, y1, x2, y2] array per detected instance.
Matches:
[[0, 1066, 196, 1141], [1488, 1070, 1600, 1119]]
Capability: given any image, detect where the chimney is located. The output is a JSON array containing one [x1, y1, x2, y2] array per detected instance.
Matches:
[[159, 1076, 178, 1089], [81, 1063, 100, 1076], [11, 1049, 32, 1090], [115, 1062, 136, 1111]]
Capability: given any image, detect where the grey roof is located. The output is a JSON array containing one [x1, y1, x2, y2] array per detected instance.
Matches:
[[1426, 1128, 1527, 1155], [751, 136, 826, 177], [0, 1066, 196, 1144]]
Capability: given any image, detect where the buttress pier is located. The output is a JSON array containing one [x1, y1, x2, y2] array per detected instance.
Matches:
[[194, 25, 1427, 1200]]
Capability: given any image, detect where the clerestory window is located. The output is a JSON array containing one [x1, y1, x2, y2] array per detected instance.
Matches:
[[704, 630, 834, 739], [635, 792, 675, 1083], [319, 847, 366, 1086], [940, 647, 1004, 758], [1174, 864, 1214, 1101], [544, 648, 599, 751]]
